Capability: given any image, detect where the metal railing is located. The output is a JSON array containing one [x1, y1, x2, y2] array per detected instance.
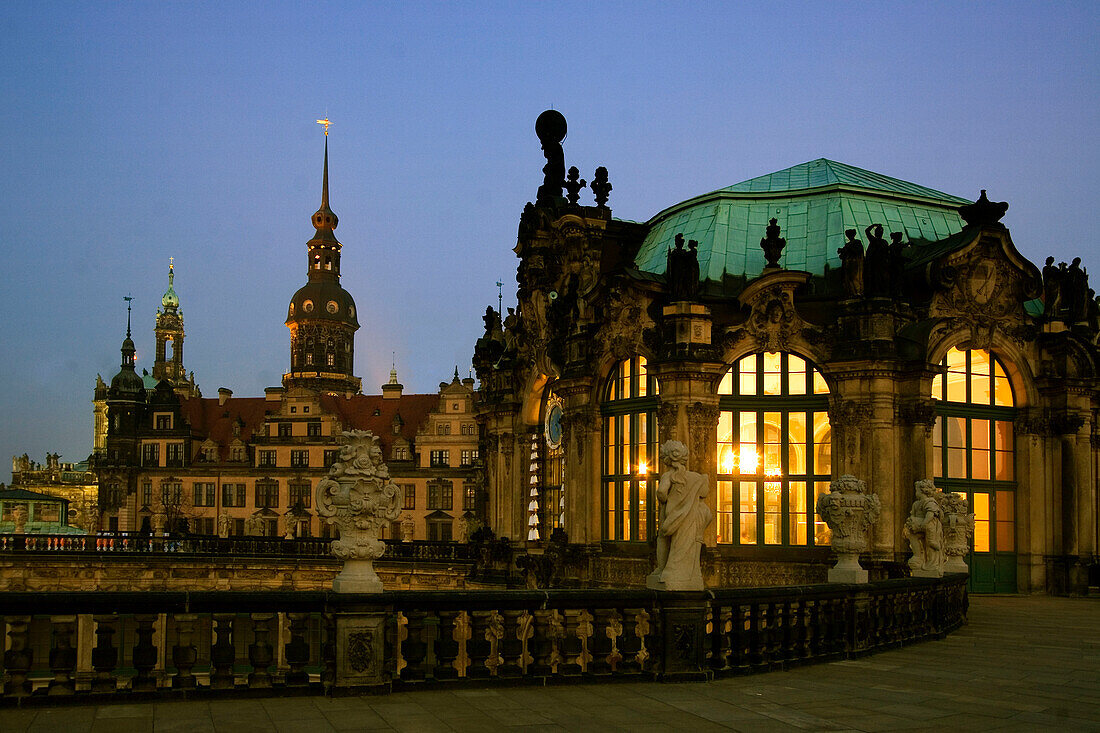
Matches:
[[0, 574, 968, 703]]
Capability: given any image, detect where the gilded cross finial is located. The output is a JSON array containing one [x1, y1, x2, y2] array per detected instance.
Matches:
[[316, 117, 332, 136]]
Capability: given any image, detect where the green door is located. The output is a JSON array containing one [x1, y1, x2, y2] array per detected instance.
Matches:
[[966, 489, 1016, 593]]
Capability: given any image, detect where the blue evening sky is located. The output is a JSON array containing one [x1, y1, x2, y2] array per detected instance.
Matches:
[[1, 1, 1097, 466]]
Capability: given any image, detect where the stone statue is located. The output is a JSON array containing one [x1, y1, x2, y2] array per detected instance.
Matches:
[[760, 218, 786, 269], [400, 515, 415, 542], [152, 512, 166, 535], [838, 229, 864, 298], [903, 479, 946, 577], [646, 440, 713, 591], [888, 231, 907, 297], [316, 430, 403, 593], [940, 492, 975, 574], [1042, 256, 1062, 317], [535, 110, 567, 207], [217, 511, 230, 538], [591, 166, 611, 208], [1065, 257, 1088, 323], [564, 166, 586, 205], [864, 224, 890, 297], [666, 234, 700, 302], [814, 475, 882, 583], [12, 504, 28, 534], [244, 513, 261, 536]]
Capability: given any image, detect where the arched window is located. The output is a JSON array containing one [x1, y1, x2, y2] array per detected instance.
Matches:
[[537, 390, 564, 535], [716, 352, 831, 547], [602, 356, 659, 541], [931, 347, 1016, 592]]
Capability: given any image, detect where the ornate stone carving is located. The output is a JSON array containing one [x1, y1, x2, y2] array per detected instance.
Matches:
[[896, 398, 937, 432], [315, 431, 402, 593], [728, 270, 813, 354], [814, 475, 881, 583], [760, 218, 786, 269], [685, 402, 719, 471], [590, 166, 611, 208], [595, 285, 654, 363], [1050, 410, 1086, 436], [646, 441, 713, 591], [656, 401, 679, 443], [958, 189, 1008, 228], [903, 479, 946, 578], [12, 504, 28, 534], [941, 492, 975, 574]]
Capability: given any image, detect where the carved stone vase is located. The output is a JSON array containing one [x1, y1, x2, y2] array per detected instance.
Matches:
[[316, 430, 403, 593], [814, 475, 881, 583], [940, 492, 975, 574]]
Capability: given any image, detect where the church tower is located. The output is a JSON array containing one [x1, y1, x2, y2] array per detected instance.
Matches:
[[153, 260, 200, 398], [283, 134, 361, 395]]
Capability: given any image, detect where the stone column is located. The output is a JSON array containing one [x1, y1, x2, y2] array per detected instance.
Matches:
[[1014, 409, 1051, 593]]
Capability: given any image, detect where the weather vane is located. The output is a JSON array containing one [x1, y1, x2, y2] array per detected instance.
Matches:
[[123, 293, 133, 337], [316, 117, 332, 136], [496, 279, 503, 313]]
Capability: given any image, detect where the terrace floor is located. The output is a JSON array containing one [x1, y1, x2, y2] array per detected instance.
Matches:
[[1, 595, 1097, 732]]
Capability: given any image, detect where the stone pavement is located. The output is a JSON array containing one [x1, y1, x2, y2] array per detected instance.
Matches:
[[1, 595, 1097, 732]]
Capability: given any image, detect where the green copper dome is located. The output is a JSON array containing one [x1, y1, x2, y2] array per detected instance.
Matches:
[[634, 159, 973, 280], [161, 263, 179, 309]]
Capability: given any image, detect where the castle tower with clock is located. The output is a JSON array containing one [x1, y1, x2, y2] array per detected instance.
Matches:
[[283, 136, 361, 395]]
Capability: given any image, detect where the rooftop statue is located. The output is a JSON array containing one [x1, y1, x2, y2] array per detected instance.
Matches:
[[838, 229, 865, 298], [666, 233, 700, 302], [864, 224, 890, 298], [646, 440, 712, 591], [591, 166, 612, 208], [564, 166, 586, 205], [760, 218, 786, 270], [535, 110, 567, 207], [958, 189, 1008, 228]]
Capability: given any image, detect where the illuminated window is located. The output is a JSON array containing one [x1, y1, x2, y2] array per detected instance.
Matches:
[[931, 347, 1017, 592], [716, 352, 831, 547], [602, 357, 659, 542]]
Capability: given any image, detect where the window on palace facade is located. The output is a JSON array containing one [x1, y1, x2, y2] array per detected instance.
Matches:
[[258, 450, 276, 468], [428, 480, 453, 511], [402, 484, 416, 510], [222, 483, 246, 507], [324, 449, 339, 468], [165, 442, 185, 467], [429, 450, 449, 467], [716, 352, 831, 547], [460, 449, 478, 466], [602, 356, 659, 542], [255, 479, 279, 508], [931, 347, 1016, 565], [141, 480, 152, 507], [307, 422, 321, 437], [290, 450, 309, 468], [278, 423, 292, 438], [463, 481, 478, 512], [160, 480, 183, 506], [142, 443, 159, 467], [154, 413, 173, 430], [193, 482, 216, 507], [288, 481, 311, 509]]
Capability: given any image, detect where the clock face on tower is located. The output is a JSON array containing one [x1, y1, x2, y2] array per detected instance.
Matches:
[[545, 395, 563, 450]]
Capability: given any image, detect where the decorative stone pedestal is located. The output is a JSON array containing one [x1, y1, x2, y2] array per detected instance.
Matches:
[[316, 430, 403, 594], [815, 475, 881, 584], [335, 613, 388, 688]]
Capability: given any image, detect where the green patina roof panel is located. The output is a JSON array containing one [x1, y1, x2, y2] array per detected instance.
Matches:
[[635, 159, 971, 280]]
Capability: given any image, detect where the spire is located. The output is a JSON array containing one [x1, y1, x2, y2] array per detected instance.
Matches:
[[124, 295, 133, 341], [321, 136, 330, 211], [310, 124, 338, 236], [161, 258, 179, 310]]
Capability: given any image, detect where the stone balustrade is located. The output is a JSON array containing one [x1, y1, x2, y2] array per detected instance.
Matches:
[[0, 534, 473, 562], [0, 575, 968, 702]]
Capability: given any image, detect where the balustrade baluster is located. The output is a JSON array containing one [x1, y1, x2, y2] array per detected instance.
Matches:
[[465, 610, 492, 679], [400, 610, 429, 682], [531, 608, 563, 677], [171, 614, 198, 689], [283, 613, 310, 687], [208, 614, 235, 690], [48, 615, 78, 695], [4, 616, 33, 697], [617, 607, 642, 674], [432, 610, 460, 680], [510, 609, 534, 678], [496, 609, 524, 678], [747, 603, 763, 668], [321, 612, 336, 693], [131, 614, 158, 692], [248, 613, 275, 688], [91, 615, 119, 693], [597, 609, 623, 675]]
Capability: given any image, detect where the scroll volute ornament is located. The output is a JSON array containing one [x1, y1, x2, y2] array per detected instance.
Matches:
[[316, 430, 402, 593]]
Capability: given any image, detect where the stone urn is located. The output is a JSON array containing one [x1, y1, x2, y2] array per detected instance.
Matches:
[[815, 475, 881, 583], [12, 504, 28, 534], [940, 491, 975, 574], [152, 512, 166, 535], [316, 430, 403, 593]]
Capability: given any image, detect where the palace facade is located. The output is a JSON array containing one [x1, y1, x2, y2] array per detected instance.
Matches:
[[473, 112, 1099, 594], [94, 140, 481, 541]]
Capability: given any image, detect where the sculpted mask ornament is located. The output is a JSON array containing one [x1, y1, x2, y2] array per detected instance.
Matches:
[[940, 492, 975, 573], [903, 479, 946, 577], [814, 475, 881, 583], [316, 430, 403, 593]]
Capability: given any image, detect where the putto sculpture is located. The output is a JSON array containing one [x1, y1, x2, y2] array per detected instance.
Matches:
[[903, 479, 946, 577], [941, 491, 975, 573], [814, 475, 881, 583], [646, 440, 713, 591], [316, 430, 403, 593]]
